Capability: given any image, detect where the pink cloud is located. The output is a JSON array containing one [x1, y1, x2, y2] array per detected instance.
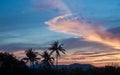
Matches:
[[58, 50, 120, 66], [45, 14, 120, 49]]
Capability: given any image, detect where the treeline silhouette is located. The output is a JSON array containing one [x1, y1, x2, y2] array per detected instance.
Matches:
[[0, 41, 120, 75]]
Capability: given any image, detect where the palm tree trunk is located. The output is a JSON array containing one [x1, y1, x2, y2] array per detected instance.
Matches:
[[32, 61, 34, 69], [30, 61, 32, 68], [56, 54, 58, 69]]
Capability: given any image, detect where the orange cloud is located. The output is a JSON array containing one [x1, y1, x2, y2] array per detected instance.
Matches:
[[45, 14, 120, 49], [58, 50, 120, 66], [11, 49, 120, 66]]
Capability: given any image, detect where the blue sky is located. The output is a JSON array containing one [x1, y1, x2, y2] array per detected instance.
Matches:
[[0, 0, 73, 50], [0, 0, 120, 50], [0, 0, 120, 66]]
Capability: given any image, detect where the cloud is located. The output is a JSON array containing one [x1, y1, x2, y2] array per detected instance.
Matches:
[[45, 14, 120, 49], [61, 37, 114, 51], [71, 50, 120, 59], [11, 48, 120, 66], [108, 26, 120, 36], [0, 43, 45, 51], [58, 50, 120, 66], [31, 0, 71, 14]]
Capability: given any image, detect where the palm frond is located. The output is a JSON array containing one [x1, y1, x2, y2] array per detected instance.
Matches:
[[50, 50, 55, 55], [56, 50, 60, 56], [60, 50, 65, 54]]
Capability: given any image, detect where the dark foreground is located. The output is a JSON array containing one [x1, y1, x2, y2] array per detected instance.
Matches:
[[1, 66, 120, 75], [0, 52, 120, 75]]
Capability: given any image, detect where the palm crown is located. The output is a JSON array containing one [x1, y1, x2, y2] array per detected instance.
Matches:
[[49, 41, 65, 56], [41, 51, 54, 69], [22, 48, 40, 68]]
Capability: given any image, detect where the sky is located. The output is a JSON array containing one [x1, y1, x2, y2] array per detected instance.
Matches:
[[0, 0, 120, 66]]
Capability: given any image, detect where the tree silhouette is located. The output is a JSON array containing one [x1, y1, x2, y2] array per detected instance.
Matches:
[[0, 52, 27, 74], [22, 48, 40, 68], [48, 40, 66, 69], [41, 51, 54, 69]]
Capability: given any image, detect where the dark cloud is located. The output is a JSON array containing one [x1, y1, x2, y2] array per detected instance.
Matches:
[[108, 26, 120, 36], [94, 59, 120, 62], [0, 43, 46, 51], [70, 57, 86, 60], [61, 37, 113, 50], [88, 52, 120, 58], [70, 50, 120, 60]]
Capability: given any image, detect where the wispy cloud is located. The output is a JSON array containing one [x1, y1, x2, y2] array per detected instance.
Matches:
[[58, 50, 120, 66], [31, 0, 71, 14], [12, 46, 120, 66], [45, 14, 120, 49]]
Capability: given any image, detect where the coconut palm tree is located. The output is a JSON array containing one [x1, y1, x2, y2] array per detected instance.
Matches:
[[48, 40, 66, 69], [22, 48, 40, 68], [40, 51, 54, 69]]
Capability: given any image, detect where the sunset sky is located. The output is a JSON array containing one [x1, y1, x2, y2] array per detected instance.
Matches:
[[0, 0, 120, 66]]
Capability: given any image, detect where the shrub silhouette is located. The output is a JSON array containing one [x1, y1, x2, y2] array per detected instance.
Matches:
[[0, 52, 27, 75]]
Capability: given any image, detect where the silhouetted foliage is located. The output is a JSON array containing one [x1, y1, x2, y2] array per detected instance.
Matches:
[[0, 52, 28, 75], [22, 48, 40, 68], [0, 51, 120, 75], [49, 40, 66, 69], [40, 51, 54, 69]]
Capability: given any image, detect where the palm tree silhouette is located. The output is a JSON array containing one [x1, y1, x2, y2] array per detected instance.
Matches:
[[48, 40, 66, 69], [40, 51, 54, 69], [22, 48, 40, 68]]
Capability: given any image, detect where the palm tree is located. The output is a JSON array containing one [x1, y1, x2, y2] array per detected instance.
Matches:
[[40, 51, 54, 69], [22, 48, 40, 68], [48, 40, 66, 69]]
